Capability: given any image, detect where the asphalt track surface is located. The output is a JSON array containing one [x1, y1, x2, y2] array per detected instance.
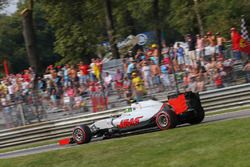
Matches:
[[1, 109, 250, 159]]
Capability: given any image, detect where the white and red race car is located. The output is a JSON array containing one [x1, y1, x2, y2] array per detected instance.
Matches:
[[59, 92, 204, 145]]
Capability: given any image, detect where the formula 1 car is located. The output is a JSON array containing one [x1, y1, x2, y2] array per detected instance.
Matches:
[[59, 92, 204, 145]]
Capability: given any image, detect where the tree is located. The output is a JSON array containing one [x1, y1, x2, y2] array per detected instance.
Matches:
[[103, 0, 120, 59], [0, 14, 29, 74], [152, 0, 162, 64], [21, 0, 40, 90], [193, 0, 204, 36], [112, 0, 137, 37]]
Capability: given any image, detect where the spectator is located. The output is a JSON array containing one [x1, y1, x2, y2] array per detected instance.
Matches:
[[131, 72, 145, 102], [222, 58, 234, 85], [1, 95, 13, 128], [127, 60, 136, 80], [90, 58, 97, 81], [150, 60, 162, 92], [135, 49, 146, 63], [63, 64, 70, 87], [141, 61, 152, 90], [207, 31, 216, 57], [186, 34, 197, 66], [65, 85, 76, 114], [196, 34, 205, 60], [176, 43, 185, 71], [104, 72, 113, 92], [162, 43, 169, 59], [183, 72, 190, 90], [186, 76, 197, 93], [216, 32, 226, 59], [160, 62, 171, 90], [196, 76, 205, 92], [122, 58, 128, 74], [78, 61, 89, 85], [213, 69, 224, 88], [114, 69, 124, 98], [230, 27, 241, 61], [123, 76, 132, 103], [151, 44, 159, 64], [243, 60, 250, 83]]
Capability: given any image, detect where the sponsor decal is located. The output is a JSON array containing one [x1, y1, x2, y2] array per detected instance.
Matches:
[[136, 34, 148, 45], [118, 116, 143, 128]]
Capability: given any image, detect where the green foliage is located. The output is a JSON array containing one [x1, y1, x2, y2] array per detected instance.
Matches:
[[0, 13, 29, 73], [1, 0, 250, 73], [39, 0, 106, 64], [0, 1, 56, 74], [198, 0, 250, 38]]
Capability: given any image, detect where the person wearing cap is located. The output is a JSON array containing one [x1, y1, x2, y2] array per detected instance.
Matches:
[[151, 44, 159, 64], [131, 72, 145, 102]]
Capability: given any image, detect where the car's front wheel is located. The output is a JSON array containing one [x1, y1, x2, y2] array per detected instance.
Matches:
[[155, 110, 177, 130], [72, 125, 92, 144]]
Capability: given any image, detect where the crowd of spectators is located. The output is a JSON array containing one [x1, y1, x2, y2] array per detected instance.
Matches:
[[0, 31, 249, 127]]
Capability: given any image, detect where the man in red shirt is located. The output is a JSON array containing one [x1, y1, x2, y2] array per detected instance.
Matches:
[[78, 61, 89, 85], [22, 70, 31, 82], [231, 27, 241, 60]]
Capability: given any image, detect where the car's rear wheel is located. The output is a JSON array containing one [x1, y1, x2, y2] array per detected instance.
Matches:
[[72, 125, 92, 144], [156, 110, 177, 130]]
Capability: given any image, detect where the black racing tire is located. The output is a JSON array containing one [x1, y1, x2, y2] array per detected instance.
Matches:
[[189, 108, 205, 125], [72, 125, 92, 144], [156, 110, 177, 130]]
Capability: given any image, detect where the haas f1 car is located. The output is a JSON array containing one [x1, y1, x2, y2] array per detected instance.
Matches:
[[59, 92, 204, 145]]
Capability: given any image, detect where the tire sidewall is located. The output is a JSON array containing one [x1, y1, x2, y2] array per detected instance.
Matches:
[[156, 112, 171, 130], [72, 126, 87, 144]]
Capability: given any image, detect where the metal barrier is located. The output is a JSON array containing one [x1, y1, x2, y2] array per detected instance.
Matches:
[[0, 83, 249, 148]]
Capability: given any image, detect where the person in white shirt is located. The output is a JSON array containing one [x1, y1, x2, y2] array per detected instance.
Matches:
[[141, 62, 152, 89], [104, 72, 113, 90]]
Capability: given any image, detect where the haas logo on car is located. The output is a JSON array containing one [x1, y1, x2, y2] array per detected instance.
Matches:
[[118, 116, 143, 128]]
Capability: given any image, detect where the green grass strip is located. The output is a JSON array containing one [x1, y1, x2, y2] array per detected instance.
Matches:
[[1, 117, 250, 167], [206, 105, 250, 116], [0, 139, 59, 154]]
